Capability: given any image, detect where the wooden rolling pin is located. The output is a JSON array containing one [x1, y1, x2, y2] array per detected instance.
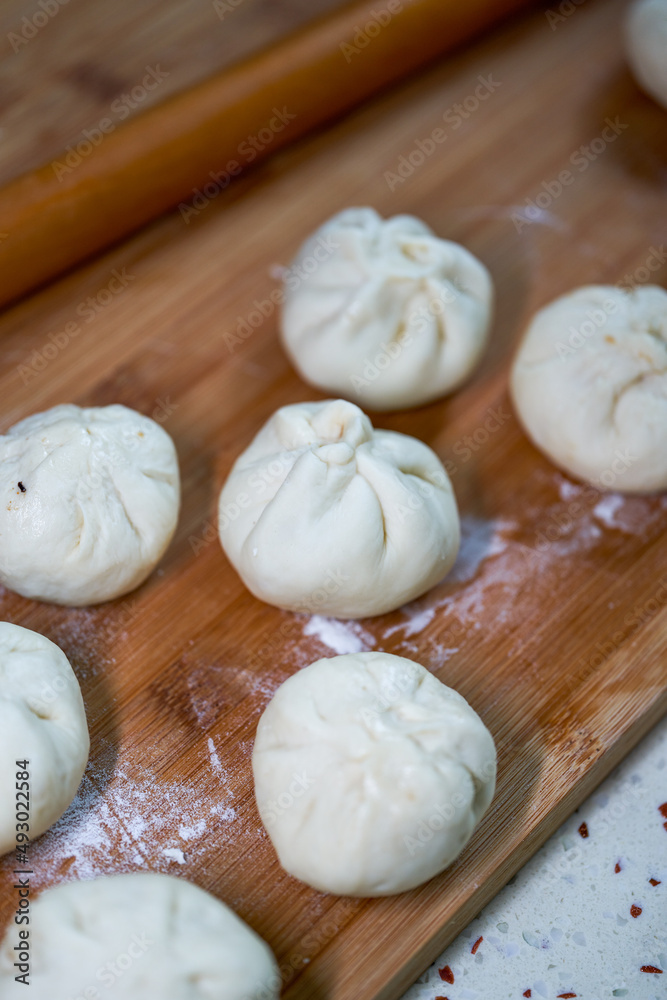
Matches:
[[0, 0, 536, 311]]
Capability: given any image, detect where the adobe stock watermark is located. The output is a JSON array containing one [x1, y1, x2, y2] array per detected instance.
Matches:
[[193, 478, 352, 607], [241, 906, 356, 1000], [98, 597, 143, 646], [51, 67, 170, 181], [340, 0, 415, 63], [349, 282, 460, 393], [534, 456, 636, 552], [36, 668, 80, 710], [75, 396, 179, 504], [17, 268, 135, 385], [358, 403, 510, 524], [545, 0, 587, 30], [348, 280, 501, 404], [385, 74, 501, 190], [389, 467, 451, 524], [178, 107, 296, 224], [348, 331, 411, 393], [561, 575, 667, 694], [222, 232, 340, 352], [443, 406, 512, 473], [64, 932, 154, 999], [358, 663, 422, 726], [554, 246, 667, 359], [403, 758, 496, 857], [208, 446, 299, 552], [261, 772, 315, 827], [199, 416, 364, 559], [512, 118, 629, 232], [13, 761, 32, 987], [7, 0, 70, 53]]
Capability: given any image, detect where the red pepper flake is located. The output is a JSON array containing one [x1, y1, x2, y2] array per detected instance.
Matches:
[[663, 821, 667, 832], [640, 965, 663, 973], [658, 802, 667, 818], [557, 994, 577, 998], [631, 904, 642, 918], [438, 965, 454, 984], [523, 991, 532, 998], [614, 862, 621, 873], [471, 936, 483, 955], [434, 997, 449, 1000], [578, 822, 589, 838], [649, 878, 661, 886]]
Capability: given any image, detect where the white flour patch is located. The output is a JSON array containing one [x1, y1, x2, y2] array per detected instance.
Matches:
[[162, 847, 186, 864], [179, 817, 208, 841], [384, 606, 436, 639], [550, 474, 666, 542], [538, 519, 603, 556], [448, 515, 514, 584], [385, 606, 436, 638], [556, 475, 583, 502], [593, 494, 626, 530], [207, 736, 223, 775], [429, 647, 460, 667], [269, 263, 288, 281], [204, 736, 235, 803], [436, 543, 527, 624], [214, 803, 237, 824], [303, 615, 374, 654]]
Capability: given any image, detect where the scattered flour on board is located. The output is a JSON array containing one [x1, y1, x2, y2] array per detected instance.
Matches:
[[206, 735, 236, 802], [377, 484, 667, 658], [207, 736, 223, 775], [2, 751, 239, 889], [443, 514, 513, 585], [224, 668, 283, 703], [554, 472, 667, 539], [162, 847, 186, 864], [384, 606, 436, 639], [4, 482, 662, 898], [593, 494, 627, 530], [47, 607, 119, 681], [385, 515, 516, 641], [303, 615, 374, 654], [304, 516, 517, 650], [557, 477, 582, 502]]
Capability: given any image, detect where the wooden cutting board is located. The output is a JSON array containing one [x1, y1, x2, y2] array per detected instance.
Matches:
[[1, 0, 666, 997]]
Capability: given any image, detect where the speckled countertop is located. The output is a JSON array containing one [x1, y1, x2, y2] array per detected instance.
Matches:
[[402, 716, 667, 1000]]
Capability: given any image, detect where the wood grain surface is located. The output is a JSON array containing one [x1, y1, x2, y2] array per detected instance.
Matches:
[[1, 0, 667, 998], [0, 0, 345, 186]]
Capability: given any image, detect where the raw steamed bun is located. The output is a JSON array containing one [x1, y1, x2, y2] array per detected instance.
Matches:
[[0, 403, 180, 605], [218, 399, 460, 618], [252, 652, 496, 896], [0, 622, 89, 856], [626, 0, 667, 108], [0, 872, 280, 999], [510, 285, 667, 493], [280, 207, 493, 410]]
